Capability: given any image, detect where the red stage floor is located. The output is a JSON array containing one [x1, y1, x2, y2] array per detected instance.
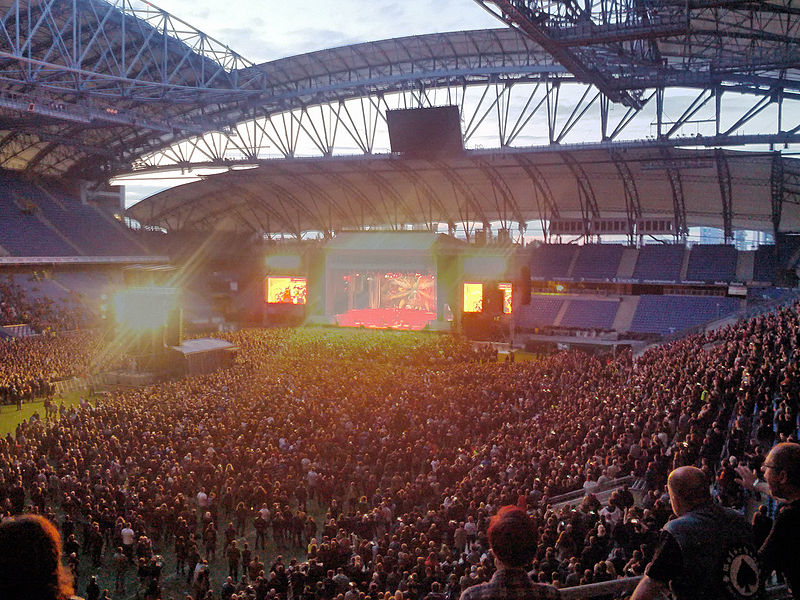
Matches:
[[335, 308, 437, 330]]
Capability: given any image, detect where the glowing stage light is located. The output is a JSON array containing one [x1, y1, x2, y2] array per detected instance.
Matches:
[[113, 287, 178, 331]]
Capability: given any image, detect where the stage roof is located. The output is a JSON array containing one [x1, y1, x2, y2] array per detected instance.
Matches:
[[127, 146, 800, 236], [326, 232, 465, 253]]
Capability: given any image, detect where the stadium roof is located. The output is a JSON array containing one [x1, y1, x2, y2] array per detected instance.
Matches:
[[2, 0, 799, 180], [0, 0, 265, 178], [126, 146, 800, 237]]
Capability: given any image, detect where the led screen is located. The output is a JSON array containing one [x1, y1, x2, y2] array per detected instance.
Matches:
[[380, 273, 436, 311], [267, 277, 307, 304], [499, 282, 513, 314], [463, 282, 483, 313]]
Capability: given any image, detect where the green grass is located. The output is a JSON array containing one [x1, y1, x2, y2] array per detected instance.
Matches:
[[0, 391, 88, 437]]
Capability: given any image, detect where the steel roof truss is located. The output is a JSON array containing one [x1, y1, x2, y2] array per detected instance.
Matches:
[[554, 85, 600, 144], [607, 148, 640, 244], [503, 81, 546, 146], [663, 88, 715, 139], [721, 92, 776, 137], [561, 152, 599, 224], [660, 147, 688, 237], [715, 149, 734, 242], [463, 80, 506, 145], [546, 80, 559, 145], [607, 89, 655, 140]]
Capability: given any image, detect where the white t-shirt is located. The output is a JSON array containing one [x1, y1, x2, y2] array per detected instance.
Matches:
[[121, 527, 135, 546]]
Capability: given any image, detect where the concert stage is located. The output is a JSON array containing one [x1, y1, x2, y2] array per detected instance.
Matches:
[[263, 231, 518, 332]]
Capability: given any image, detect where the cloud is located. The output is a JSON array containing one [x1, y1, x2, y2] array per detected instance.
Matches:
[[150, 0, 499, 63]]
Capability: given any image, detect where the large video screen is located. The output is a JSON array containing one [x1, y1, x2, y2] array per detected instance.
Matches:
[[463, 282, 483, 313], [499, 282, 513, 314], [329, 271, 437, 329], [380, 273, 436, 311], [267, 277, 307, 304]]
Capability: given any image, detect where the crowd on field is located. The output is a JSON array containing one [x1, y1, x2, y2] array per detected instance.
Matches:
[[0, 303, 796, 600], [0, 275, 87, 332]]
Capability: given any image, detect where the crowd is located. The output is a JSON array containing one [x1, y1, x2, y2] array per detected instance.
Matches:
[[0, 275, 88, 332], [0, 332, 98, 406], [0, 275, 98, 406], [0, 300, 795, 600]]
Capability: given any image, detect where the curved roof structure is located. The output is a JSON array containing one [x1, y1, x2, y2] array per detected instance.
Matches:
[[127, 146, 800, 237], [0, 0, 563, 179], [3, 0, 799, 180], [0, 0, 264, 178]]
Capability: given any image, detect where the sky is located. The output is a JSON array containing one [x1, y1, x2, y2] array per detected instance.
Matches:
[[153, 0, 500, 63]]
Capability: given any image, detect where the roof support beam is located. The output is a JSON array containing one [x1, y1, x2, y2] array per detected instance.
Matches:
[[660, 147, 688, 239], [608, 148, 641, 245], [715, 149, 734, 242], [560, 152, 599, 225], [771, 152, 784, 235]]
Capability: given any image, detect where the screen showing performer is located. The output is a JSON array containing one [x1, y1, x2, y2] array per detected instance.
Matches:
[[267, 277, 307, 304]]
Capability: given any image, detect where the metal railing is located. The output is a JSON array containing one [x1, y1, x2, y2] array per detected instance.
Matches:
[[554, 577, 789, 599]]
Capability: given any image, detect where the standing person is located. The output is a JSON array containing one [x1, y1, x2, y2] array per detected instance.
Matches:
[[631, 466, 759, 600], [736, 442, 800, 596], [121, 521, 135, 562], [227, 539, 242, 580], [459, 506, 558, 600], [0, 514, 78, 600]]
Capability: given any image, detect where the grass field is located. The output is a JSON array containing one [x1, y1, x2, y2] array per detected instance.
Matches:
[[0, 391, 89, 437]]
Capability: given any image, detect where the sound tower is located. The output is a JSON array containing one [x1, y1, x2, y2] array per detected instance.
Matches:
[[165, 307, 183, 347], [520, 265, 531, 305]]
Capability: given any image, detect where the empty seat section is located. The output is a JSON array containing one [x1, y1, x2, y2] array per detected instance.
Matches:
[[0, 186, 76, 256], [4, 177, 142, 256], [629, 295, 740, 335], [528, 244, 576, 279], [35, 195, 142, 256], [685, 244, 737, 282], [571, 244, 624, 280], [633, 244, 684, 281], [55, 271, 117, 298], [559, 299, 619, 329], [514, 295, 564, 328], [14, 275, 71, 303], [752, 245, 777, 282]]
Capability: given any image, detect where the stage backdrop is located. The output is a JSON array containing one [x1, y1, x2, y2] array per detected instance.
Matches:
[[323, 232, 463, 330]]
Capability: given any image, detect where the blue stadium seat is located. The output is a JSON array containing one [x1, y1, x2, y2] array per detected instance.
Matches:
[[633, 244, 685, 281]]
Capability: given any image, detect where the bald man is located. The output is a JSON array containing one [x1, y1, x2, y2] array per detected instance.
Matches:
[[632, 466, 758, 600], [736, 442, 800, 596]]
